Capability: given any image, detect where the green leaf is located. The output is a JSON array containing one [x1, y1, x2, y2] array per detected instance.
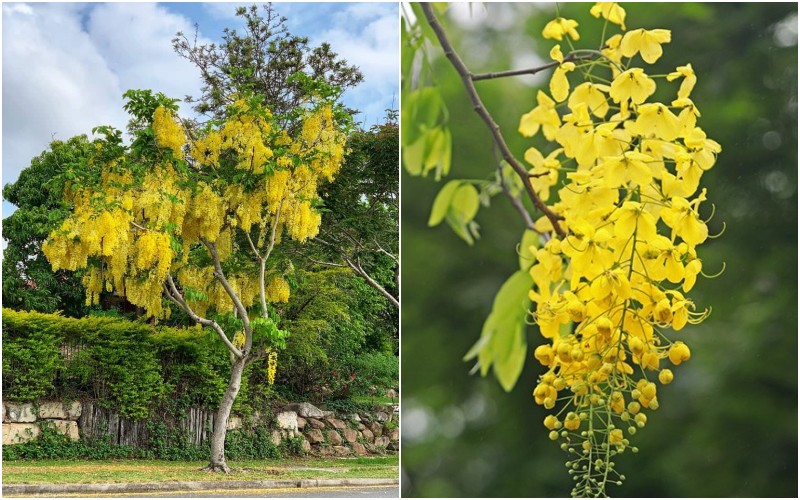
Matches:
[[428, 180, 461, 227], [518, 230, 540, 271], [493, 323, 527, 392], [463, 270, 533, 391], [446, 212, 474, 246], [450, 184, 480, 223], [402, 132, 427, 176]]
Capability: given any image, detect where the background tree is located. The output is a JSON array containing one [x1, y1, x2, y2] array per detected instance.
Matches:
[[173, 3, 363, 122], [310, 119, 400, 309], [2, 136, 92, 317], [279, 267, 398, 399], [43, 86, 349, 473], [401, 3, 796, 497]]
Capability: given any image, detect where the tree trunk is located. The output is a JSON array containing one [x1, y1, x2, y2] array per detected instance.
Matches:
[[204, 356, 246, 473]]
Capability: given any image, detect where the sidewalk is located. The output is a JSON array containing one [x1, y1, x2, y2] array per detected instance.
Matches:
[[4, 478, 399, 496]]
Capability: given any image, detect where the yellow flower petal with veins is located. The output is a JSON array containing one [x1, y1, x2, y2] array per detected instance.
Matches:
[[590, 2, 626, 30], [550, 62, 576, 102], [543, 17, 580, 41], [610, 68, 656, 105], [620, 28, 672, 64]]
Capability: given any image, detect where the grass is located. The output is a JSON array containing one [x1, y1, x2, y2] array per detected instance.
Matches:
[[2, 456, 399, 484], [350, 395, 397, 406]]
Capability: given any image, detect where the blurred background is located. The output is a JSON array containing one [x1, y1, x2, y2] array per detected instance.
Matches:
[[401, 3, 797, 497]]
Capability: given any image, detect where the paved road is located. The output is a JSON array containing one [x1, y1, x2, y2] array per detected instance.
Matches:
[[20, 486, 399, 498]]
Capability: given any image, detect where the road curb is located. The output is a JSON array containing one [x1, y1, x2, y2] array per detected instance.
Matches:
[[3, 478, 399, 496]]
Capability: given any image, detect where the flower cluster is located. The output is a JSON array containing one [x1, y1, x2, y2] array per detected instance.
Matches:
[[44, 99, 346, 319], [521, 3, 720, 496], [267, 350, 278, 385]]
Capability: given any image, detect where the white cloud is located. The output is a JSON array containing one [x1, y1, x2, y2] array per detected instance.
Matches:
[[86, 3, 211, 111], [2, 2, 207, 208], [3, 3, 125, 187], [313, 3, 399, 125]]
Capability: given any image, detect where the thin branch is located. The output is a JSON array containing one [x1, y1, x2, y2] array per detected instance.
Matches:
[[373, 238, 399, 263], [308, 257, 348, 268], [491, 142, 537, 232], [421, 4, 566, 238], [244, 231, 261, 261], [344, 255, 399, 309], [258, 204, 283, 319], [498, 169, 537, 232], [471, 54, 593, 81], [201, 238, 253, 348], [163, 276, 243, 358], [129, 221, 152, 232]]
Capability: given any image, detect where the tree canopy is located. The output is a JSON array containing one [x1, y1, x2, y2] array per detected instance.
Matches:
[[173, 4, 363, 121], [2, 136, 92, 317]]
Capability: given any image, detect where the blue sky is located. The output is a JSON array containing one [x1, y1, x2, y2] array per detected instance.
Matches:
[[1, 2, 399, 217]]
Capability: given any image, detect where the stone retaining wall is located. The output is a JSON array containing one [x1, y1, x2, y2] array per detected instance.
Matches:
[[2, 401, 80, 444], [1, 400, 399, 456]]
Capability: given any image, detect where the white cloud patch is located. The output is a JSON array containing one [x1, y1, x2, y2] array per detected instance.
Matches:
[[313, 3, 400, 125], [86, 3, 211, 110], [2, 2, 206, 208]]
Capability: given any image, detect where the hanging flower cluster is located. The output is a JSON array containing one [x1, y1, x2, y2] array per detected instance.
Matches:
[[44, 97, 346, 319], [521, 3, 720, 496]]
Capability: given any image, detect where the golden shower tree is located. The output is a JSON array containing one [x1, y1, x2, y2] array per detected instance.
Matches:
[[43, 86, 349, 472]]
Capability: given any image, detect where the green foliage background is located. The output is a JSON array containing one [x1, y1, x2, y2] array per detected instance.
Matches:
[[401, 3, 797, 497]]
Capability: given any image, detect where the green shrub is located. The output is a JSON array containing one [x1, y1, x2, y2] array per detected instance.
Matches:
[[2, 323, 62, 402], [224, 426, 281, 460]]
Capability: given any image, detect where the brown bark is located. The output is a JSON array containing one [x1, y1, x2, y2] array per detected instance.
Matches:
[[204, 356, 247, 473]]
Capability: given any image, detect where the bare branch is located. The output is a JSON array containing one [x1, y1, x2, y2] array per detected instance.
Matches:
[[201, 238, 253, 349], [491, 143, 537, 232], [258, 204, 283, 319], [163, 276, 243, 358], [420, 4, 566, 238], [308, 257, 348, 268], [343, 255, 400, 309], [471, 54, 593, 81], [244, 231, 261, 261], [373, 238, 399, 263]]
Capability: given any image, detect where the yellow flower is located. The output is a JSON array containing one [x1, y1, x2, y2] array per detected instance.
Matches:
[[609, 68, 656, 105], [602, 34, 624, 66], [550, 62, 576, 103], [534, 344, 555, 366], [620, 28, 672, 64], [550, 44, 564, 63], [524, 147, 562, 202], [632, 103, 681, 141], [667, 64, 697, 100], [519, 91, 561, 140], [590, 3, 626, 30], [542, 17, 580, 41], [600, 152, 656, 189], [153, 107, 186, 159], [668, 341, 691, 365], [568, 82, 610, 118], [661, 196, 708, 247]]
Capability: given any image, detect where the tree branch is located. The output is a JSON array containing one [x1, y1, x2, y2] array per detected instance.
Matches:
[[421, 4, 566, 238], [201, 238, 253, 349], [471, 54, 593, 81], [258, 204, 283, 319], [343, 255, 399, 309], [163, 276, 243, 358], [373, 238, 399, 263], [498, 165, 537, 232]]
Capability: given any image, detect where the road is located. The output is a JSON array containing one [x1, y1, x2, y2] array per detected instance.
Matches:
[[18, 485, 399, 498]]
